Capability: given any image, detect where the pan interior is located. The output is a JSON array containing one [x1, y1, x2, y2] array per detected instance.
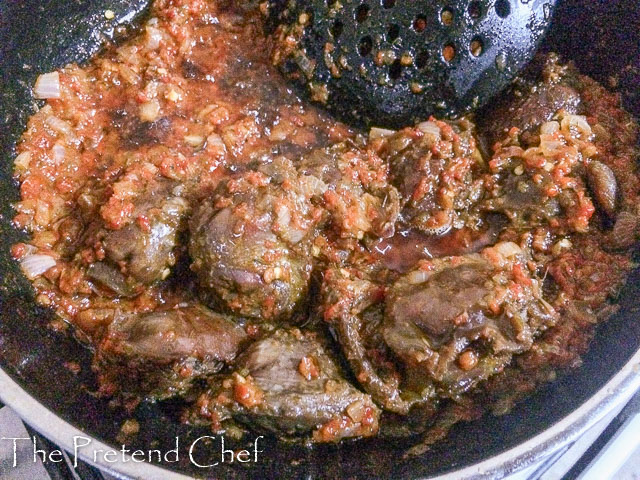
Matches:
[[0, 0, 639, 478]]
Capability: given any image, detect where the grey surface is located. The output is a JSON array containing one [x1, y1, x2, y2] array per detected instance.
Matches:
[[0, 407, 51, 480], [614, 443, 640, 480], [0, 405, 123, 480]]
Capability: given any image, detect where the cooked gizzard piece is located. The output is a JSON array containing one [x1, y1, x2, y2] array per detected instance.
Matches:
[[190, 329, 380, 442], [95, 305, 247, 401]]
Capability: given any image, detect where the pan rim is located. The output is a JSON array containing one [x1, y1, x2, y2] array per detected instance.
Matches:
[[1, 349, 639, 479]]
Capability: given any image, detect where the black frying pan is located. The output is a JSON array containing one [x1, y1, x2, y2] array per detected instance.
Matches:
[[1, 1, 640, 478]]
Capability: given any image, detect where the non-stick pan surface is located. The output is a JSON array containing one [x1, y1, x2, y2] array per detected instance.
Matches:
[[1, 1, 639, 478]]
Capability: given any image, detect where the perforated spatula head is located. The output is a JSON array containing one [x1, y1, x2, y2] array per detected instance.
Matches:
[[269, 0, 556, 128]]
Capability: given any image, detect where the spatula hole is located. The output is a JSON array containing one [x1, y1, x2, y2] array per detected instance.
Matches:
[[468, 1, 482, 19], [359, 36, 373, 56], [382, 0, 396, 9], [413, 15, 427, 32], [356, 4, 370, 23], [389, 59, 402, 79], [331, 20, 343, 39], [441, 8, 454, 26], [388, 24, 400, 42], [495, 0, 510, 18], [443, 44, 456, 62], [416, 50, 429, 69], [469, 37, 483, 57]]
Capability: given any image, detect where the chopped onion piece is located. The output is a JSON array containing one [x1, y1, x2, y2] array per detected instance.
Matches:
[[141, 162, 159, 176], [139, 99, 160, 122], [407, 269, 431, 284], [522, 147, 543, 165], [502, 146, 526, 158], [172, 184, 186, 196], [20, 254, 56, 280], [184, 134, 205, 148], [163, 197, 189, 217], [276, 204, 291, 228], [346, 400, 366, 422], [540, 121, 559, 135], [369, 127, 395, 139], [119, 65, 141, 85], [45, 116, 73, 137], [286, 229, 307, 244], [52, 143, 66, 164], [552, 238, 573, 256], [145, 26, 163, 50], [417, 121, 441, 138], [14, 151, 32, 172], [495, 241, 521, 258], [540, 134, 564, 156], [34, 72, 61, 99], [206, 133, 225, 148], [561, 114, 592, 138], [299, 174, 328, 196]]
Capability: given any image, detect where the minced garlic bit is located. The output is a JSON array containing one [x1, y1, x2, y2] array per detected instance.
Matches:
[[552, 238, 573, 256], [184, 134, 205, 148], [298, 12, 310, 25], [263, 266, 283, 284], [104, 9, 115, 20], [166, 88, 180, 102], [139, 99, 160, 122]]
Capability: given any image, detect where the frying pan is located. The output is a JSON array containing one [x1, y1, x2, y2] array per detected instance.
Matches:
[[1, 1, 640, 478]]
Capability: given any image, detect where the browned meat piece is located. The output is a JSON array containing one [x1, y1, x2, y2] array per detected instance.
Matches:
[[375, 118, 485, 235], [481, 112, 597, 234], [189, 160, 321, 320], [322, 242, 557, 413], [298, 140, 400, 239], [480, 54, 640, 246], [483, 83, 581, 145], [87, 178, 189, 295], [95, 305, 247, 401], [321, 269, 410, 413], [586, 160, 618, 217], [479, 54, 582, 146], [384, 243, 557, 398], [191, 329, 380, 442], [575, 66, 640, 249], [103, 191, 188, 283]]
